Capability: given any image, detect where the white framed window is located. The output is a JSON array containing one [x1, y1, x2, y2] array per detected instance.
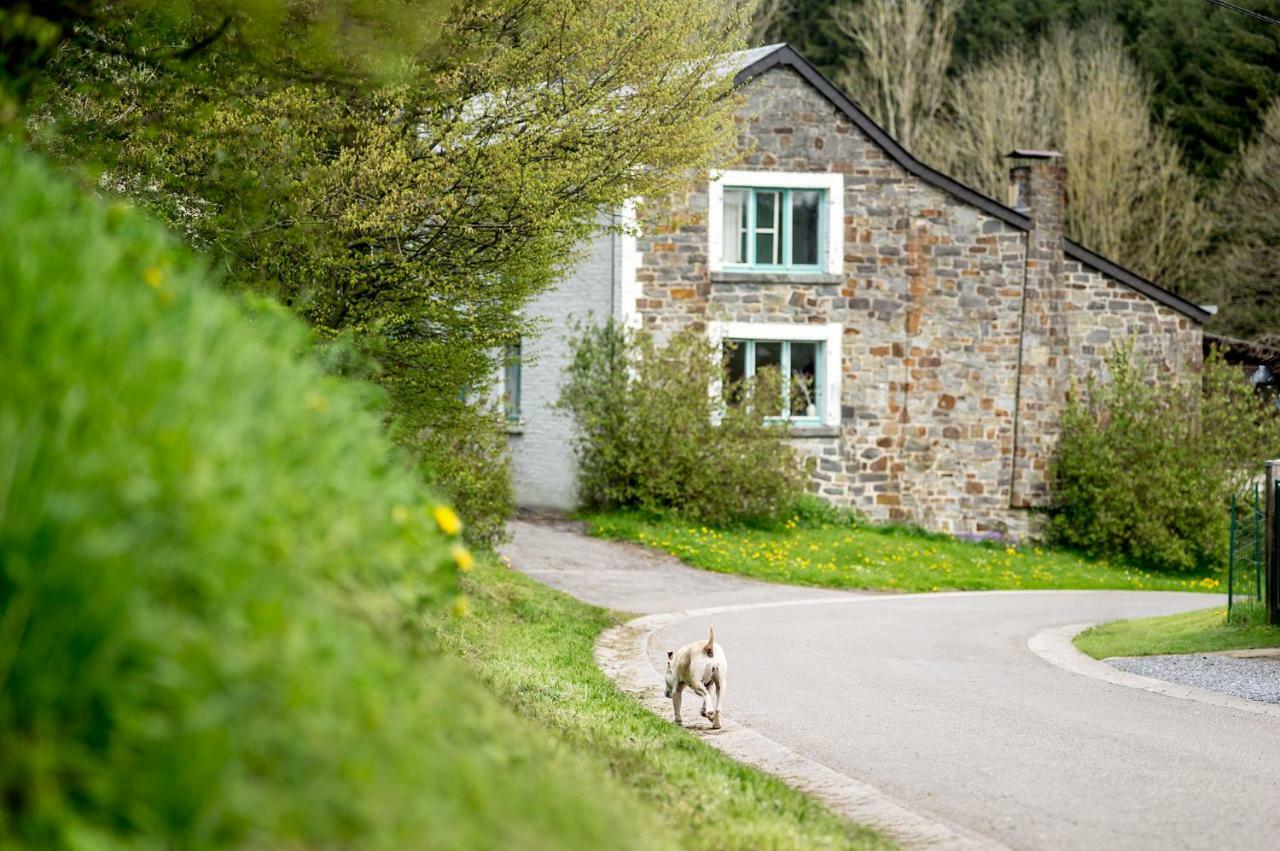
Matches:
[[709, 171, 844, 275], [708, 321, 843, 427]]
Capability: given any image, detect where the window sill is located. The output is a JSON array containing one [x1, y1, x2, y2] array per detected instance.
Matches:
[[786, 424, 840, 438], [710, 270, 843, 285], [504, 420, 525, 434]]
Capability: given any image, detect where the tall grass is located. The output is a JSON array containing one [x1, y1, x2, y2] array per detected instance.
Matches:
[[0, 145, 658, 850]]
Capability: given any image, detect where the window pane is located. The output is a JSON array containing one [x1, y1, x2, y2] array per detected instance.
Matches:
[[791, 190, 821, 266], [754, 340, 784, 416], [723, 189, 748, 264], [754, 191, 781, 264], [754, 231, 776, 266], [789, 341, 819, 419], [725, 340, 748, 405]]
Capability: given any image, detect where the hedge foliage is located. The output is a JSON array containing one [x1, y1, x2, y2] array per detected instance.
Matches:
[[560, 321, 807, 524], [1049, 344, 1277, 573], [0, 146, 658, 851]]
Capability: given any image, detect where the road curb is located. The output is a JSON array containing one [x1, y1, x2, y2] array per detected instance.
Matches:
[[596, 602, 1010, 851], [1027, 623, 1280, 719]]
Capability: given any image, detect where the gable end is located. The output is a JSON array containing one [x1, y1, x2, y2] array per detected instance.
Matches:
[[733, 46, 1210, 325]]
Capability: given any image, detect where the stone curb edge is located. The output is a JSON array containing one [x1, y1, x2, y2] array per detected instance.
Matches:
[[1027, 623, 1280, 720], [595, 602, 1010, 851]]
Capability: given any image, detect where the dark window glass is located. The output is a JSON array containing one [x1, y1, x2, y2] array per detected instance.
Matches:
[[789, 341, 818, 418], [754, 340, 784, 416], [725, 340, 748, 404], [502, 342, 521, 422], [791, 190, 821, 266]]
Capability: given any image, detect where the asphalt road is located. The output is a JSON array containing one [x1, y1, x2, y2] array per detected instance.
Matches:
[[504, 519, 1280, 851]]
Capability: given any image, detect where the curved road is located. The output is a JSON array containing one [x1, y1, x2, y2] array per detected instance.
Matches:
[[504, 518, 1280, 851]]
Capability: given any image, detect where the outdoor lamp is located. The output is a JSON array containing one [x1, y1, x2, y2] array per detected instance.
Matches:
[[1249, 364, 1280, 412]]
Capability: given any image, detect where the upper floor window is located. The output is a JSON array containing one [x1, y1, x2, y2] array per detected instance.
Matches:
[[708, 171, 844, 276], [722, 188, 825, 271]]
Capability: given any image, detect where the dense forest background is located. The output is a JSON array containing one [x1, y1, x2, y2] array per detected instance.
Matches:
[[755, 0, 1280, 342]]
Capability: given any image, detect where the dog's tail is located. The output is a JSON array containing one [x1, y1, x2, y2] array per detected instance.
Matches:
[[705, 625, 716, 657]]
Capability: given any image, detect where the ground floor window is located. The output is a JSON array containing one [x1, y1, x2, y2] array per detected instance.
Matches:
[[725, 338, 823, 424], [502, 341, 522, 423]]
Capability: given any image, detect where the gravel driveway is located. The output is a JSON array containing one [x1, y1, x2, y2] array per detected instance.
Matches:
[[1108, 652, 1280, 704]]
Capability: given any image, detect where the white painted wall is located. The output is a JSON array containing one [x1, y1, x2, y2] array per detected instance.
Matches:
[[507, 215, 624, 510]]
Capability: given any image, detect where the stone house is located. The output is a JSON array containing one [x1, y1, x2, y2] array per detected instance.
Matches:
[[503, 44, 1208, 537]]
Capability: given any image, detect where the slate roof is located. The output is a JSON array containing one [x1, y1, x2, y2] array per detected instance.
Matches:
[[730, 44, 1210, 325]]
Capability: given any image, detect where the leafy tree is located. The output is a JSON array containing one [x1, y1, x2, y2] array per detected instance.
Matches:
[[28, 0, 748, 540]]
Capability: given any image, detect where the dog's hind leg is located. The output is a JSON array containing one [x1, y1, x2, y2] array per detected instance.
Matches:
[[710, 672, 724, 730], [687, 679, 711, 721]]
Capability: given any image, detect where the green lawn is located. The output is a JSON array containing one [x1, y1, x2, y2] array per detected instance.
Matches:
[[436, 556, 896, 851], [1074, 605, 1280, 659], [583, 510, 1222, 594]]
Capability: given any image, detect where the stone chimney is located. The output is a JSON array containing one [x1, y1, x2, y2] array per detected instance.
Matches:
[[1008, 150, 1069, 510]]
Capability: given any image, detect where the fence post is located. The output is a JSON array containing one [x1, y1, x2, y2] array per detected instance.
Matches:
[[1267, 461, 1280, 626], [1228, 494, 1237, 617], [1255, 481, 1263, 602]]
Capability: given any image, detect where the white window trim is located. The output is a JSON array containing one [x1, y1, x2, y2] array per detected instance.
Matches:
[[617, 199, 642, 329], [708, 171, 844, 275], [708, 321, 843, 428]]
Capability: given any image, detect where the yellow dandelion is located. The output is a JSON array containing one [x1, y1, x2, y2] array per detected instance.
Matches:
[[143, 266, 164, 288], [452, 543, 474, 572], [433, 504, 462, 536], [452, 595, 471, 618]]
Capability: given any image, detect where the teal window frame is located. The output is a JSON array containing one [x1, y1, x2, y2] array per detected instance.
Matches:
[[722, 187, 826, 272], [726, 338, 824, 426], [502, 342, 522, 423]]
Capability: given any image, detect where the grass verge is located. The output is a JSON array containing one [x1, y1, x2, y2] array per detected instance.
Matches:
[[583, 510, 1220, 594], [1074, 605, 1280, 659], [437, 555, 897, 851]]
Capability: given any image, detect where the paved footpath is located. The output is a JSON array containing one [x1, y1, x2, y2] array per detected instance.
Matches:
[[502, 518, 1280, 851]]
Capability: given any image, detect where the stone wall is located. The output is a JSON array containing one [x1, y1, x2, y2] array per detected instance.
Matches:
[[632, 66, 1202, 538]]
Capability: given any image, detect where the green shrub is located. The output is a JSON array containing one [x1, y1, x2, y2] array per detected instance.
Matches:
[[416, 405, 515, 547], [559, 321, 806, 524], [1049, 343, 1277, 573], [0, 146, 657, 851]]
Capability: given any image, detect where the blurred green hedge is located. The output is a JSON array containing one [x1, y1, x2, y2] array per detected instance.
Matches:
[[0, 146, 654, 850]]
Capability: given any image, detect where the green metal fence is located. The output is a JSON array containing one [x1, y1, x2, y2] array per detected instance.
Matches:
[[1227, 482, 1265, 617]]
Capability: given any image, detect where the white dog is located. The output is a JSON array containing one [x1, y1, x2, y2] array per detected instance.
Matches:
[[664, 625, 727, 729]]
